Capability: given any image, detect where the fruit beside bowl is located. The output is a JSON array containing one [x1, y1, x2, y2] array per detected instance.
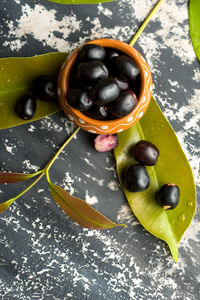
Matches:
[[57, 39, 153, 134]]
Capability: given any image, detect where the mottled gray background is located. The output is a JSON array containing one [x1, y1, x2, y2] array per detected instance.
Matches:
[[0, 0, 200, 299]]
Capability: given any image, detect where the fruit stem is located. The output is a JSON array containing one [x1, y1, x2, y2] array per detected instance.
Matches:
[[129, 0, 164, 47], [45, 127, 80, 181]]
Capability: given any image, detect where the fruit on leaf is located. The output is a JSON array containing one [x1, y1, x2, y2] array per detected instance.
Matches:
[[15, 95, 37, 120], [133, 140, 159, 166], [109, 90, 138, 117], [76, 61, 108, 85], [78, 44, 106, 61], [157, 184, 180, 210], [90, 78, 120, 105], [66, 89, 93, 111], [94, 134, 118, 152], [32, 75, 57, 102], [124, 164, 150, 192], [110, 55, 140, 82]]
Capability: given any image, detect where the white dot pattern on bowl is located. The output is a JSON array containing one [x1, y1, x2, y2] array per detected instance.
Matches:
[[67, 114, 74, 121], [100, 125, 108, 130], [138, 111, 143, 119], [117, 129, 123, 133], [88, 130, 96, 134], [127, 116, 133, 122], [142, 96, 146, 103], [79, 119, 85, 124], [150, 85, 153, 92], [57, 87, 61, 96], [145, 71, 148, 77]]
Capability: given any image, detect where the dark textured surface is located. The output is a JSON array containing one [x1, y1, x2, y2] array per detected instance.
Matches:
[[0, 0, 200, 299]]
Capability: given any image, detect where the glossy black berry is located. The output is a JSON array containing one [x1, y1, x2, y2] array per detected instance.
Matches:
[[78, 44, 106, 61], [77, 61, 108, 85], [114, 77, 129, 91], [105, 48, 119, 61], [110, 55, 140, 82], [66, 89, 93, 111], [157, 184, 180, 210], [84, 104, 108, 120], [124, 164, 150, 192], [133, 140, 159, 166], [15, 95, 37, 120], [32, 75, 57, 102], [90, 78, 120, 105], [109, 90, 138, 117]]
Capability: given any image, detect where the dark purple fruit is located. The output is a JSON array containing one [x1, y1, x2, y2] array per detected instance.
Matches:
[[124, 164, 150, 192], [133, 140, 159, 166], [32, 75, 57, 102], [157, 184, 180, 210], [110, 55, 140, 82], [66, 89, 93, 111], [76, 61, 108, 85], [105, 48, 119, 61], [84, 104, 108, 120], [15, 95, 37, 120], [114, 77, 129, 91], [78, 44, 106, 61], [109, 90, 138, 117], [94, 134, 118, 152], [90, 78, 120, 105]]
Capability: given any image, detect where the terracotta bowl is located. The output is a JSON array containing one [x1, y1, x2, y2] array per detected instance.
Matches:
[[57, 39, 153, 134]]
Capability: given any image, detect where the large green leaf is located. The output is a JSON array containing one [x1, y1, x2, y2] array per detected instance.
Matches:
[[0, 52, 66, 129], [114, 97, 196, 261], [49, 182, 126, 229], [47, 0, 114, 4], [189, 0, 200, 61]]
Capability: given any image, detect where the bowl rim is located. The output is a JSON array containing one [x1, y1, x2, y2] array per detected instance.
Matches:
[[60, 38, 148, 126]]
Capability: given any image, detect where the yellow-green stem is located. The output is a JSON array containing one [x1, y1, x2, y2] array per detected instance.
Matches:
[[45, 127, 80, 182], [129, 0, 164, 47]]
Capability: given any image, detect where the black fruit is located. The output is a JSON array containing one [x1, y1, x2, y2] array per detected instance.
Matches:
[[78, 44, 106, 61], [15, 95, 37, 120], [84, 104, 108, 120], [124, 164, 150, 192], [110, 55, 140, 82], [114, 77, 129, 91], [66, 89, 93, 111], [157, 184, 180, 210], [76, 61, 108, 85], [90, 78, 120, 105], [105, 48, 119, 61], [133, 140, 159, 166], [109, 90, 138, 117], [32, 75, 57, 102]]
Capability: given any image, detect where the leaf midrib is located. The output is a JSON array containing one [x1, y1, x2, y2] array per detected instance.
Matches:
[[49, 183, 115, 229]]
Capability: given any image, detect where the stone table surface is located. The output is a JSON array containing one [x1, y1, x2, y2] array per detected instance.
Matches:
[[0, 0, 199, 299]]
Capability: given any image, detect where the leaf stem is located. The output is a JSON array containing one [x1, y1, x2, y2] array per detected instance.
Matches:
[[6, 172, 45, 203], [129, 0, 164, 47], [45, 127, 80, 172], [45, 127, 80, 183]]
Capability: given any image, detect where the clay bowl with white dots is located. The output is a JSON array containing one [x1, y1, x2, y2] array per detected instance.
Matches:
[[57, 39, 153, 135]]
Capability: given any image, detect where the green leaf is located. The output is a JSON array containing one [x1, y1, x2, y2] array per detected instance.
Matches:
[[47, 0, 114, 4], [0, 171, 40, 183], [48, 182, 126, 229], [189, 0, 200, 61], [0, 52, 67, 129], [114, 97, 196, 261]]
